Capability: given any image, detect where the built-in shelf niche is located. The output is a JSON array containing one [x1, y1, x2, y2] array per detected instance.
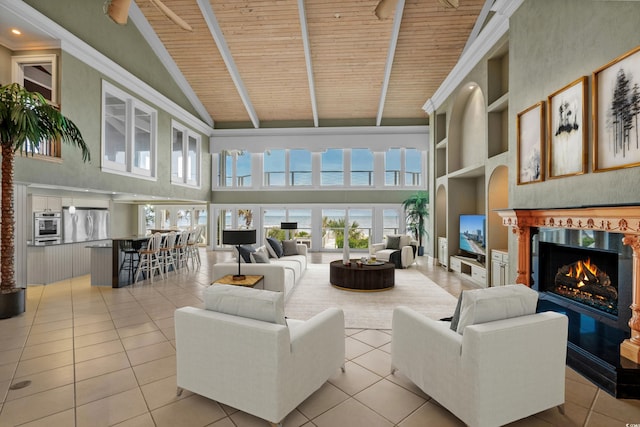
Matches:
[[487, 50, 509, 105], [435, 112, 447, 144], [487, 48, 509, 159]]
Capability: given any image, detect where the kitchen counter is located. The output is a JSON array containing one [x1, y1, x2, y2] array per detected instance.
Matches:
[[88, 245, 112, 286], [27, 238, 111, 247], [27, 239, 111, 285]]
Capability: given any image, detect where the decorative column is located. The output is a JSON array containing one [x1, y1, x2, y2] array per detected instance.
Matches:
[[512, 225, 531, 286], [621, 234, 640, 364]]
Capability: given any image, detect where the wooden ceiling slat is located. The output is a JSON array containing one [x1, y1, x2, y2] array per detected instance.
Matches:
[[134, 0, 485, 126]]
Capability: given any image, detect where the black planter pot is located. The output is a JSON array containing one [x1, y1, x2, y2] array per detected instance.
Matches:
[[0, 288, 26, 319], [418, 246, 424, 256]]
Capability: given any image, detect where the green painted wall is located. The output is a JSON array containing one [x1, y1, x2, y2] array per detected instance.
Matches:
[[11, 52, 211, 204], [509, 0, 640, 208], [24, 0, 200, 118]]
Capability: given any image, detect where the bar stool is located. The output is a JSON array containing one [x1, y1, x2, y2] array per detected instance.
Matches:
[[159, 231, 177, 275], [174, 231, 190, 271], [134, 233, 164, 283], [119, 240, 139, 283], [186, 226, 202, 269]]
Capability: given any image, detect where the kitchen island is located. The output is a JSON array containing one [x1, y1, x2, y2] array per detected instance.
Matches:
[[27, 239, 111, 285], [111, 235, 151, 288]]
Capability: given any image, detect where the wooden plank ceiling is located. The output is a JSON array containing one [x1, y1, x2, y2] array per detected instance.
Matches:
[[135, 0, 486, 128]]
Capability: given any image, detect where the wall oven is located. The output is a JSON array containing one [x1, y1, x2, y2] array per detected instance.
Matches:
[[34, 211, 61, 243]]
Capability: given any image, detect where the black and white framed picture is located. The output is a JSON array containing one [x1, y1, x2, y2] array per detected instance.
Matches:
[[547, 76, 587, 178], [593, 45, 640, 172], [517, 101, 545, 185]]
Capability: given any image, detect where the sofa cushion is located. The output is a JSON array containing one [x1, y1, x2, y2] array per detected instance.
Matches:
[[282, 240, 298, 256], [238, 245, 256, 263], [251, 251, 270, 263], [266, 237, 284, 258], [204, 284, 286, 325], [386, 235, 401, 249], [455, 284, 539, 334]]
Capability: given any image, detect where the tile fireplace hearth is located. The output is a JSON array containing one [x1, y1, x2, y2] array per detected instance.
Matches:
[[498, 206, 640, 398]]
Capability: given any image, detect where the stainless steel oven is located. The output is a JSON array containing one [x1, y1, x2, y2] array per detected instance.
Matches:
[[34, 211, 61, 242]]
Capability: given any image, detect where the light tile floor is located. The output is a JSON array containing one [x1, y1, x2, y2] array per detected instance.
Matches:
[[0, 250, 639, 426]]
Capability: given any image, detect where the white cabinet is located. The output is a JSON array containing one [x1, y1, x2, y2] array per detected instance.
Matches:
[[438, 237, 448, 268], [31, 195, 61, 212], [450, 255, 487, 287], [491, 249, 509, 287]]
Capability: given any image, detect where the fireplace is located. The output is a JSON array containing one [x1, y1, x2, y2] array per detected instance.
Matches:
[[498, 206, 640, 398], [538, 242, 619, 317]]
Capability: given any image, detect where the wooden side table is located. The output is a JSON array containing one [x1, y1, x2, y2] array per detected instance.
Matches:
[[212, 274, 264, 288]]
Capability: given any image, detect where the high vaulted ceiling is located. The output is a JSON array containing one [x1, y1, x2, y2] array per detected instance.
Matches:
[[133, 0, 489, 129]]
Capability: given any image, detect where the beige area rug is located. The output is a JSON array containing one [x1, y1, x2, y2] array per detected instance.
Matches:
[[285, 264, 458, 330]]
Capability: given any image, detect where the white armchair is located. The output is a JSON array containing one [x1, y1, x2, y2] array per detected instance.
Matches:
[[175, 285, 345, 427], [391, 285, 568, 427], [370, 234, 416, 268]]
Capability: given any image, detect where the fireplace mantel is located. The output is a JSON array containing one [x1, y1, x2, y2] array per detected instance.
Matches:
[[497, 206, 640, 365]]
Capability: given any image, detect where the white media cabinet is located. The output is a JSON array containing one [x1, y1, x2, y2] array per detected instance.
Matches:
[[449, 255, 487, 287]]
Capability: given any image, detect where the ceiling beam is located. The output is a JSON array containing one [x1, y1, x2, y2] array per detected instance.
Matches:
[[297, 0, 318, 127], [376, 0, 405, 127], [196, 0, 260, 129], [462, 0, 495, 55], [129, 2, 213, 127]]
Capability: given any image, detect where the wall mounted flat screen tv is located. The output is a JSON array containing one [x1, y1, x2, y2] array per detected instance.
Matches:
[[459, 214, 486, 257]]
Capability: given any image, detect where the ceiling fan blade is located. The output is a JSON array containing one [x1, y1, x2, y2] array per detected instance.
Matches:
[[107, 0, 133, 25], [148, 0, 193, 31]]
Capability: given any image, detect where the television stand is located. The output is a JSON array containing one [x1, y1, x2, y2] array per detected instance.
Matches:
[[450, 255, 486, 287]]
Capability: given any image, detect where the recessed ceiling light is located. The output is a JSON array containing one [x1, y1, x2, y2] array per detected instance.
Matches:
[[11, 28, 21, 35]]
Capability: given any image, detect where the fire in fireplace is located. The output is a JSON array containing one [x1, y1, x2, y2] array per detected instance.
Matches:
[[553, 257, 618, 315], [538, 241, 620, 319]]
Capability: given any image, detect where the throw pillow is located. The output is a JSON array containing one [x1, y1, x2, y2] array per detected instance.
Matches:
[[266, 237, 284, 258], [237, 245, 256, 263], [263, 239, 278, 258], [449, 292, 464, 331], [455, 284, 539, 334], [282, 240, 298, 256], [205, 284, 286, 325], [386, 235, 401, 250], [251, 251, 270, 263]]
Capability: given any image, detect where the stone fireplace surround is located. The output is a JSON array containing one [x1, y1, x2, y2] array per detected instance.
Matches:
[[498, 205, 640, 398]]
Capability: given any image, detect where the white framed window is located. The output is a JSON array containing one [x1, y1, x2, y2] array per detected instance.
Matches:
[[171, 120, 201, 187], [101, 81, 157, 179], [321, 149, 344, 186], [218, 150, 252, 187], [384, 148, 423, 186], [351, 148, 374, 186], [264, 149, 286, 186], [290, 149, 312, 186], [12, 54, 57, 104]]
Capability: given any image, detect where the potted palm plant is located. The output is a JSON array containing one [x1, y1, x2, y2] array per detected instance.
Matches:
[[402, 191, 429, 256], [0, 83, 90, 318]]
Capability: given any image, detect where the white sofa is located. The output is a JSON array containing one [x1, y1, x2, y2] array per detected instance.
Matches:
[[213, 243, 307, 301], [370, 234, 416, 268], [391, 285, 568, 427], [175, 285, 345, 426]]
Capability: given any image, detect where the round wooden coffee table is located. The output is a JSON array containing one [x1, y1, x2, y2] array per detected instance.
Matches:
[[330, 259, 395, 291]]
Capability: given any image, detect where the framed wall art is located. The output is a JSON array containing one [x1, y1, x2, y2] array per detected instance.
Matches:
[[547, 76, 587, 178], [593, 45, 640, 172], [517, 101, 545, 185]]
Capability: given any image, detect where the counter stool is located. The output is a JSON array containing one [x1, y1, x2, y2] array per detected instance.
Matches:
[[134, 233, 164, 283], [159, 231, 177, 275], [119, 240, 139, 283]]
